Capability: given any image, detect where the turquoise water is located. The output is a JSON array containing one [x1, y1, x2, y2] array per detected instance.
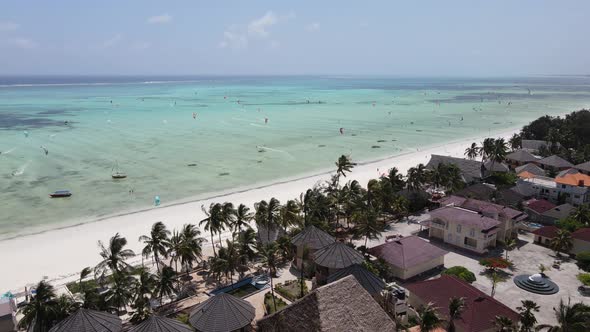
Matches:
[[1, 76, 589, 239]]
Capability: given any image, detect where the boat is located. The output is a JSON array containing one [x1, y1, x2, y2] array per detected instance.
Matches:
[[111, 161, 127, 179], [50, 190, 72, 198]]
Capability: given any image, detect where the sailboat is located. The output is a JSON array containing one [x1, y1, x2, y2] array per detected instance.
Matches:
[[111, 161, 127, 179]]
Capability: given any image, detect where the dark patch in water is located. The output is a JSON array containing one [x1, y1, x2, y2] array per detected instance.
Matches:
[[371, 145, 381, 149], [219, 172, 230, 176], [187, 163, 197, 167], [0, 113, 69, 130], [243, 101, 326, 106], [430, 92, 590, 104], [377, 140, 386, 143], [351, 134, 357, 136], [391, 139, 397, 141], [257, 160, 263, 163], [62, 170, 80, 176], [318, 144, 326, 147]]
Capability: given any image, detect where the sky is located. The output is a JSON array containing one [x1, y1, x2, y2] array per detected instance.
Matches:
[[0, 0, 589, 76]]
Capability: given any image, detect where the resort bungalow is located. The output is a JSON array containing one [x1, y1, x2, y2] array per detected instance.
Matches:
[[327, 264, 385, 298], [521, 139, 560, 153], [313, 241, 365, 285], [515, 163, 545, 177], [438, 195, 526, 243], [426, 155, 508, 184], [533, 226, 590, 255], [505, 149, 539, 168], [48, 308, 122, 332], [290, 225, 335, 272], [368, 236, 448, 281], [189, 293, 255, 332], [522, 198, 556, 223], [257, 275, 396, 332], [405, 275, 519, 332], [130, 315, 195, 332], [575, 161, 590, 175], [454, 183, 526, 208], [535, 155, 574, 173]]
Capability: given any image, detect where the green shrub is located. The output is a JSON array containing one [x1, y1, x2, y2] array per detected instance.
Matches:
[[275, 279, 308, 301], [576, 252, 590, 272], [577, 273, 590, 286], [264, 292, 287, 315], [442, 266, 476, 283]]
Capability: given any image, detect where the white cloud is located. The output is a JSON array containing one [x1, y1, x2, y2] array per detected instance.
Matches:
[[102, 34, 122, 48], [148, 14, 172, 24], [11, 37, 37, 49], [0, 21, 19, 31], [305, 22, 320, 32], [219, 30, 248, 49], [247, 11, 278, 38]]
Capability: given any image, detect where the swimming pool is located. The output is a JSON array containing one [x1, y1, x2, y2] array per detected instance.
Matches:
[[210, 276, 269, 298]]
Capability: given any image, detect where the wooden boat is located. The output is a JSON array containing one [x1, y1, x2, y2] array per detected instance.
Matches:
[[111, 161, 127, 179], [50, 190, 72, 198]]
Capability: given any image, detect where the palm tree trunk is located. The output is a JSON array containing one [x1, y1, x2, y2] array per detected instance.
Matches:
[[211, 231, 217, 257], [364, 234, 368, 248], [219, 233, 223, 249], [270, 275, 277, 312], [154, 253, 160, 272]]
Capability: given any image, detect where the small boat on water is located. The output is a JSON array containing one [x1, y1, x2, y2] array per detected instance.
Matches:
[[111, 161, 127, 179], [50, 190, 72, 198]]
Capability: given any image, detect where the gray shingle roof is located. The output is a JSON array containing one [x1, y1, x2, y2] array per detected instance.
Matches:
[[541, 203, 575, 221], [48, 309, 122, 332], [575, 161, 590, 173], [428, 206, 501, 230], [129, 315, 195, 332], [515, 163, 545, 176], [483, 161, 510, 172], [368, 236, 447, 269], [313, 242, 364, 269], [522, 139, 558, 151], [189, 293, 255, 332], [506, 150, 539, 163], [257, 276, 396, 332], [291, 225, 335, 250], [426, 155, 482, 182], [327, 264, 385, 296], [537, 155, 574, 168]]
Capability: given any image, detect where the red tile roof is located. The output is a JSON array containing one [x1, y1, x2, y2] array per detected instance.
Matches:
[[440, 195, 525, 220], [572, 228, 590, 242], [532, 226, 560, 238], [405, 275, 519, 332], [428, 206, 501, 231], [368, 236, 447, 269], [524, 199, 556, 214]]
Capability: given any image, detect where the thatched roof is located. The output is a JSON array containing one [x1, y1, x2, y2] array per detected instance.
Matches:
[[506, 149, 538, 163], [575, 161, 590, 173], [129, 315, 194, 332], [291, 225, 335, 250], [327, 264, 385, 296], [257, 275, 396, 332], [426, 155, 482, 183], [515, 163, 545, 176], [189, 293, 255, 332], [313, 242, 364, 269], [48, 309, 122, 332], [537, 155, 573, 168], [368, 236, 448, 270]]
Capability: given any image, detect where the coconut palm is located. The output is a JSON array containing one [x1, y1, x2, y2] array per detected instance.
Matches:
[[465, 142, 480, 160], [178, 224, 205, 276], [417, 302, 445, 332], [236, 228, 257, 268], [504, 237, 517, 260], [536, 298, 590, 332], [219, 202, 235, 247], [167, 230, 182, 272], [335, 154, 356, 180], [256, 242, 280, 312], [489, 138, 509, 170], [95, 233, 135, 278], [353, 207, 384, 248], [18, 280, 58, 332], [134, 267, 156, 301], [516, 300, 539, 332], [280, 199, 302, 229], [481, 138, 496, 162], [255, 198, 281, 243], [571, 204, 590, 226], [219, 240, 240, 286], [53, 294, 78, 323], [509, 133, 522, 150], [494, 315, 516, 331], [107, 271, 135, 313], [448, 297, 466, 332], [550, 229, 573, 257], [200, 203, 224, 257], [407, 163, 429, 191], [385, 167, 406, 192], [155, 266, 177, 304], [139, 221, 170, 272], [232, 203, 254, 234]]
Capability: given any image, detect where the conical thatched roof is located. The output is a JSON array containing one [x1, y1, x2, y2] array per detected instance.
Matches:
[[49, 309, 122, 332], [291, 225, 335, 250], [257, 275, 396, 332], [313, 242, 364, 269], [189, 293, 255, 332], [327, 264, 385, 296], [130, 315, 194, 332]]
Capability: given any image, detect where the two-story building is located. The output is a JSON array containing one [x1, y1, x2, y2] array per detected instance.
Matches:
[[516, 169, 590, 206]]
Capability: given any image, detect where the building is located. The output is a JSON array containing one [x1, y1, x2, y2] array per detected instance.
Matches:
[[368, 236, 448, 280], [48, 309, 122, 332], [426, 155, 507, 184], [515, 169, 590, 207], [515, 163, 545, 177], [313, 241, 365, 285], [291, 225, 335, 272], [0, 296, 17, 332], [405, 275, 519, 332], [532, 226, 559, 247], [327, 264, 385, 297], [438, 195, 526, 243], [453, 183, 526, 208], [189, 293, 255, 332], [257, 275, 396, 332], [521, 139, 559, 153], [522, 198, 556, 223], [536, 155, 574, 173], [540, 203, 575, 225], [505, 150, 539, 168], [575, 161, 590, 175], [532, 227, 590, 255]]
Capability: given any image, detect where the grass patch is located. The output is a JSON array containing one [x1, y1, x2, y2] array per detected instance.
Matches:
[[274, 279, 308, 301], [66, 279, 98, 294], [578, 273, 590, 286], [225, 284, 259, 298], [264, 292, 288, 315]]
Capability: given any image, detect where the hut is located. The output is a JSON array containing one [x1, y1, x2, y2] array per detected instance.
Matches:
[[257, 275, 396, 332], [536, 155, 574, 172], [327, 264, 385, 297], [130, 315, 194, 332], [313, 242, 364, 285], [505, 150, 538, 168], [291, 225, 335, 272], [189, 293, 255, 332], [48, 308, 122, 332]]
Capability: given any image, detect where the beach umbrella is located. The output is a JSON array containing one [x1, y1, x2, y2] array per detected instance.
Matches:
[[49, 308, 122, 332], [130, 315, 194, 332], [189, 293, 255, 332]]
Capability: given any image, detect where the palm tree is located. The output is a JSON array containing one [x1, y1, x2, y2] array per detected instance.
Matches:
[[220, 202, 235, 247], [516, 300, 539, 332], [509, 133, 522, 150], [488, 138, 509, 171], [489, 270, 503, 298], [167, 230, 182, 272], [139, 221, 170, 272], [107, 271, 135, 313], [353, 207, 384, 247], [256, 242, 280, 312], [95, 233, 135, 278], [416, 302, 444, 332], [407, 163, 428, 191], [448, 297, 466, 332], [236, 228, 257, 268], [536, 298, 590, 332], [178, 224, 205, 276], [53, 294, 78, 323], [256, 198, 281, 243], [494, 315, 515, 331], [335, 154, 356, 180], [465, 142, 480, 160], [220, 240, 240, 286], [481, 138, 496, 162], [200, 203, 224, 257], [571, 204, 590, 226], [155, 266, 177, 305], [385, 167, 406, 192], [18, 280, 58, 332], [232, 204, 254, 234], [280, 199, 302, 229], [134, 267, 156, 301], [550, 229, 573, 257], [504, 237, 517, 260]]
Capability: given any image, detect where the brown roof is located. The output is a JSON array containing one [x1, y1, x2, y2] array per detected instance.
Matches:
[[532, 226, 560, 238], [48, 309, 122, 332], [257, 275, 396, 332], [291, 225, 335, 250], [313, 242, 365, 269], [327, 264, 385, 296], [515, 163, 545, 176], [189, 293, 255, 332], [537, 155, 574, 168], [575, 161, 590, 173], [506, 149, 538, 163], [573, 228, 590, 242], [428, 206, 501, 231], [405, 275, 519, 332], [368, 236, 447, 269], [524, 198, 556, 214], [440, 195, 525, 220]]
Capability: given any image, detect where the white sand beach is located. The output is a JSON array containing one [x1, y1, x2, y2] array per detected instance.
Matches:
[[0, 128, 521, 292]]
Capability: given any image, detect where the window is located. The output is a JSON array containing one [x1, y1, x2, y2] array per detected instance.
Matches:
[[562, 184, 566, 189], [470, 228, 475, 237], [456, 225, 462, 233], [575, 195, 580, 199]]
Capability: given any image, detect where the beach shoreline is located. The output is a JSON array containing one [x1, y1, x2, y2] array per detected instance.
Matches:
[[1, 124, 526, 292]]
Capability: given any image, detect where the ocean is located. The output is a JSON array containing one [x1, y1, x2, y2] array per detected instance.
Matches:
[[1, 76, 589, 239]]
